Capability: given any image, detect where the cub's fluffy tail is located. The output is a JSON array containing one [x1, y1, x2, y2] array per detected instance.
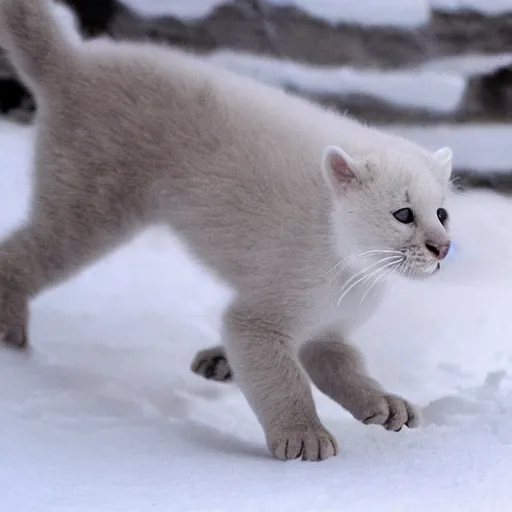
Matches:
[[0, 0, 77, 89]]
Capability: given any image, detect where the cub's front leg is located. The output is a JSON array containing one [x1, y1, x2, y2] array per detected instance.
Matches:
[[299, 332, 420, 431], [222, 300, 338, 461], [192, 334, 420, 432]]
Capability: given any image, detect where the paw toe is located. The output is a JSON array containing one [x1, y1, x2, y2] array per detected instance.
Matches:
[[362, 401, 390, 426], [191, 349, 233, 382], [2, 324, 28, 349], [383, 396, 409, 431], [362, 394, 420, 431], [270, 428, 339, 462]]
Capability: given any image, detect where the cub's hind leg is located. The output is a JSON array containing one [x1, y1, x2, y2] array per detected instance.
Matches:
[[0, 156, 151, 347]]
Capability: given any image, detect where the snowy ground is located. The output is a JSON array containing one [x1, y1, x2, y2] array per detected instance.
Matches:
[[2, 114, 512, 510]]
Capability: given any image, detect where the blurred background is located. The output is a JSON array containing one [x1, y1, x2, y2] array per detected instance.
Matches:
[[2, 0, 512, 191]]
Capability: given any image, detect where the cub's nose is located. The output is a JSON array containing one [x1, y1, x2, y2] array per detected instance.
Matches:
[[425, 240, 451, 260]]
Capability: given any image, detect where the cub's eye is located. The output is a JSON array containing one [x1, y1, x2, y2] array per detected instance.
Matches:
[[393, 207, 414, 224], [437, 207, 448, 225]]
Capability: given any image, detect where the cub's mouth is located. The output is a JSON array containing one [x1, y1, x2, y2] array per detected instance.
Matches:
[[422, 260, 442, 276], [397, 258, 443, 280]]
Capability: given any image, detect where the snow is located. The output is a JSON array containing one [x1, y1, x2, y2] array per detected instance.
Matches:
[[206, 51, 466, 113], [388, 124, 512, 171], [122, 0, 226, 19], [2, 113, 512, 510], [422, 53, 512, 76]]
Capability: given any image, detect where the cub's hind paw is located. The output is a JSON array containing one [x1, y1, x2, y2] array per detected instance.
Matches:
[[191, 346, 233, 382], [1, 322, 28, 350], [0, 293, 29, 350]]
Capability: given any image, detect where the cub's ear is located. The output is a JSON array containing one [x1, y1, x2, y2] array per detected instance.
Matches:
[[432, 147, 453, 183], [322, 145, 359, 195]]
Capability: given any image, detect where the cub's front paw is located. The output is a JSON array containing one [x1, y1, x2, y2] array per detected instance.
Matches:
[[361, 394, 420, 431], [268, 426, 339, 462]]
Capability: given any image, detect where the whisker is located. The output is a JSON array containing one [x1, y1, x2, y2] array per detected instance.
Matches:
[[337, 257, 404, 307], [323, 249, 404, 278], [356, 263, 397, 313], [337, 255, 402, 297], [396, 258, 408, 277]]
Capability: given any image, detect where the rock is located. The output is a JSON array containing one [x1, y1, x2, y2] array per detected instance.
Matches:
[[452, 168, 512, 194], [2, 0, 512, 148], [459, 65, 512, 122]]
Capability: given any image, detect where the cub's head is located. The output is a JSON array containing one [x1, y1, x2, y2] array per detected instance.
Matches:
[[322, 143, 453, 279]]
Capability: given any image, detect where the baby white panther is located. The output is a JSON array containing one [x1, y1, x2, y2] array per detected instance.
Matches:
[[0, 0, 452, 461]]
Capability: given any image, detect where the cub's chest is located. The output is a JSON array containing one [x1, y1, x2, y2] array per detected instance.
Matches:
[[315, 271, 388, 331]]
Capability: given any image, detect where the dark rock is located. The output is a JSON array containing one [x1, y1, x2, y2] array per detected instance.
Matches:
[[304, 63, 512, 125], [59, 0, 120, 37], [141, 1, 280, 56], [0, 77, 35, 124], [458, 65, 512, 122], [138, 1, 427, 68], [252, 3, 428, 68], [60, 0, 148, 40], [138, 15, 215, 50], [134, 4, 512, 69], [431, 9, 512, 57], [5, 0, 512, 128], [452, 168, 512, 194], [284, 86, 452, 124]]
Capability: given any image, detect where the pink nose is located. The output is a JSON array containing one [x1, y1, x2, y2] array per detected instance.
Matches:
[[425, 241, 450, 260]]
